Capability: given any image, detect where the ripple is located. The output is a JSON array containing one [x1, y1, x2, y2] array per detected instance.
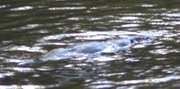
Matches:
[[10, 6, 33, 11], [121, 24, 140, 28], [118, 75, 180, 84], [0, 72, 14, 78], [37, 30, 169, 43], [6, 45, 45, 53], [88, 80, 115, 89], [48, 6, 86, 10], [88, 75, 180, 88], [0, 67, 34, 73], [166, 13, 180, 17], [138, 4, 157, 8], [0, 5, 10, 9], [0, 0, 180, 88], [0, 85, 45, 89], [149, 48, 180, 55], [121, 16, 139, 20]]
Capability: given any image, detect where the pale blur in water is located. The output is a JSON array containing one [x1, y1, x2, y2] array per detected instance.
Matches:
[[0, 0, 180, 89]]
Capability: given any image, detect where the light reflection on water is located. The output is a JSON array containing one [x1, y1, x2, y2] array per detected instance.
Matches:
[[10, 6, 33, 11], [88, 75, 180, 89], [0, 0, 180, 89]]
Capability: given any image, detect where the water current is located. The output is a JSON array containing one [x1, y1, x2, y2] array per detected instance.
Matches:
[[0, 0, 180, 89]]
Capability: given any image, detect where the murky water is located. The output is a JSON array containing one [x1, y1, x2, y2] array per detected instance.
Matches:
[[0, 0, 180, 89]]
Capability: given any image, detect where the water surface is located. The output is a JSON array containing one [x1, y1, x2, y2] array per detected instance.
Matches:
[[0, 0, 180, 89]]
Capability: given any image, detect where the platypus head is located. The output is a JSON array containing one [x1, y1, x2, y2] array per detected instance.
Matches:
[[130, 36, 150, 43]]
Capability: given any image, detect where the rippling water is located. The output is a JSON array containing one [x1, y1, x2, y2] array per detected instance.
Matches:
[[0, 0, 180, 89]]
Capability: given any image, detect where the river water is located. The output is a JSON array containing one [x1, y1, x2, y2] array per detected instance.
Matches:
[[0, 0, 180, 89]]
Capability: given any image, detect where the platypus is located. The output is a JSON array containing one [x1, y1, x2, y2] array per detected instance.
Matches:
[[18, 36, 150, 66]]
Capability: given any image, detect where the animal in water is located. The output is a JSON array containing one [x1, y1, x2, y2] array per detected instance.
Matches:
[[18, 36, 151, 66]]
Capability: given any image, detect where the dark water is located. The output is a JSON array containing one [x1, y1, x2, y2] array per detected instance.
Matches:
[[0, 0, 180, 89]]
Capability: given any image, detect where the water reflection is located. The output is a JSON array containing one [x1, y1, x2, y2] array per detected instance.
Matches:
[[0, 0, 180, 89], [48, 7, 86, 10], [0, 85, 45, 89], [10, 6, 33, 11], [0, 5, 9, 9]]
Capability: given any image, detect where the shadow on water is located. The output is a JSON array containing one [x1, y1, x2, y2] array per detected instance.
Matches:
[[0, 0, 180, 89]]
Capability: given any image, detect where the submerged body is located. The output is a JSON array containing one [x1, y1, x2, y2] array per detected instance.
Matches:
[[18, 36, 151, 66]]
